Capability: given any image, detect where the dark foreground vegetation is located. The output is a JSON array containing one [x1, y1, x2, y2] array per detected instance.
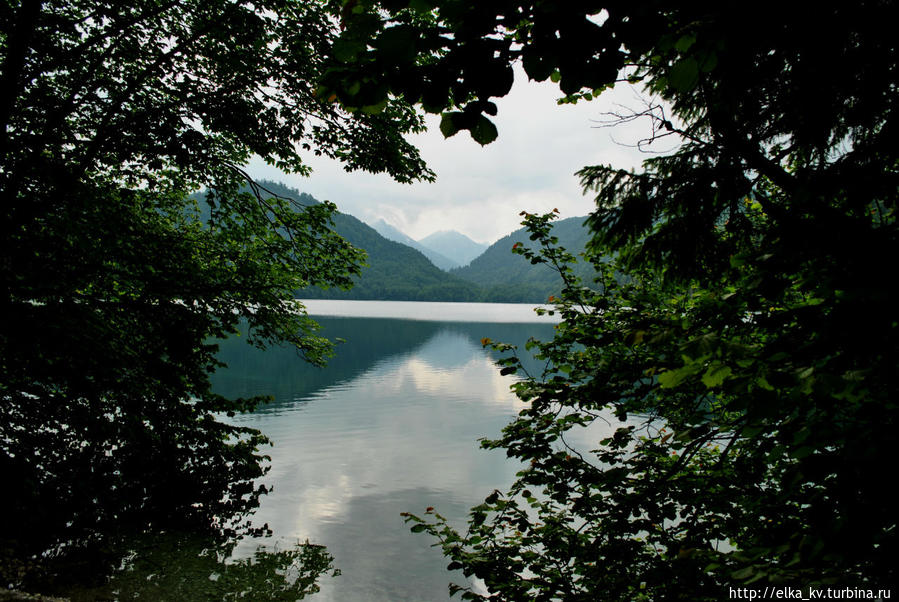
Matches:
[[0, 0, 424, 595], [2, 0, 896, 599], [323, 1, 899, 599]]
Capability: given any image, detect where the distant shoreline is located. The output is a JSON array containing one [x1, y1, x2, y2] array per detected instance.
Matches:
[[296, 299, 561, 323]]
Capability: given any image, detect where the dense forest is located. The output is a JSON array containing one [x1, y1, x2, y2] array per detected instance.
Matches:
[[300, 209, 482, 301]]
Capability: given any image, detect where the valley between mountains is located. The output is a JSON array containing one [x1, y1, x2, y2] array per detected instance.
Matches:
[[251, 182, 598, 303]]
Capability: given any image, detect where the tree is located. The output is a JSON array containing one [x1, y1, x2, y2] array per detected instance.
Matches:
[[324, 1, 899, 598], [0, 0, 430, 590]]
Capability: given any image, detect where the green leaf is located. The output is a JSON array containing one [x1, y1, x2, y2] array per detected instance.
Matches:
[[699, 51, 718, 72], [375, 25, 418, 64], [701, 363, 732, 388], [361, 98, 388, 114], [658, 368, 688, 388], [669, 58, 699, 92], [470, 116, 498, 145], [756, 375, 774, 390], [732, 566, 755, 580], [333, 36, 365, 63], [439, 112, 462, 138], [674, 34, 696, 52], [408, 0, 432, 12], [658, 361, 701, 388], [522, 50, 554, 82]]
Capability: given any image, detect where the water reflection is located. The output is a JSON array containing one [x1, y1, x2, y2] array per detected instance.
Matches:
[[57, 533, 337, 602], [213, 318, 557, 410], [213, 318, 556, 600]]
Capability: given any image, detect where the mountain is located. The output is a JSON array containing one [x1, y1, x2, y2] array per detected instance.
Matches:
[[451, 216, 597, 302], [198, 181, 596, 303], [418, 230, 488, 267], [305, 212, 479, 300], [370, 219, 459, 270], [241, 182, 479, 301]]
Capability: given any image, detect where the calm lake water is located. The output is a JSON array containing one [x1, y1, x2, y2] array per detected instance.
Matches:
[[211, 301, 560, 600]]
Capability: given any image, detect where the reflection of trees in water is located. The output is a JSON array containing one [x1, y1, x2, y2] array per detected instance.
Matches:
[[213, 317, 556, 408], [1, 484, 338, 600], [20, 531, 338, 601], [1, 335, 339, 598]]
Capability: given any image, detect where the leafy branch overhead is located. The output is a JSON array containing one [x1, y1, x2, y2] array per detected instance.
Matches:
[[322, 0, 729, 144]]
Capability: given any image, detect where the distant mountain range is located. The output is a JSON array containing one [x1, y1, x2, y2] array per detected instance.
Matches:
[[370, 220, 487, 269], [417, 230, 487, 267], [370, 220, 458, 270], [244, 182, 596, 303]]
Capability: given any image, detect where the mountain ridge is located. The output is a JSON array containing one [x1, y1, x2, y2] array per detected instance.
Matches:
[[418, 230, 487, 267], [370, 219, 459, 270], [233, 181, 596, 303]]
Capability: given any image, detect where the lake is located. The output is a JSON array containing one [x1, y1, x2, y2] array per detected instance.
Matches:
[[211, 301, 560, 600]]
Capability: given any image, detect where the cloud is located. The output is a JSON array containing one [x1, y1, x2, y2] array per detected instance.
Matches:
[[247, 68, 653, 244]]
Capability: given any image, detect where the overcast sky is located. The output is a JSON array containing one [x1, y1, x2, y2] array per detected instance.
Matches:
[[247, 67, 660, 245]]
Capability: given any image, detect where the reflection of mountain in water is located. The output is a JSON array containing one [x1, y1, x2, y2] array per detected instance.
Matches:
[[212, 318, 556, 411], [213, 318, 438, 405]]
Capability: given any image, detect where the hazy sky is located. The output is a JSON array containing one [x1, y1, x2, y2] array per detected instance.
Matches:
[[247, 67, 659, 245]]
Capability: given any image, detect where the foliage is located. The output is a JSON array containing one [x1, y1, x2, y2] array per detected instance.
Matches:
[[407, 205, 897, 599], [325, 1, 899, 598], [0, 0, 430, 590]]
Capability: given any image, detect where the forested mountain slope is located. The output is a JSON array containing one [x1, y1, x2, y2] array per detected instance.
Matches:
[[302, 210, 481, 300], [207, 182, 595, 303], [249, 182, 480, 300], [451, 216, 597, 302]]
